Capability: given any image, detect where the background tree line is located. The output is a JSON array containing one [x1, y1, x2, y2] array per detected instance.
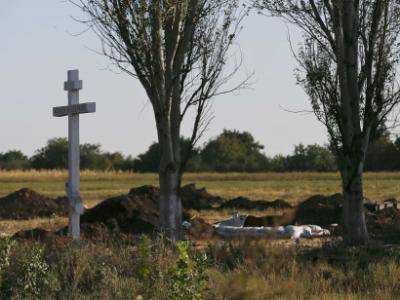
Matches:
[[1, 129, 399, 172]]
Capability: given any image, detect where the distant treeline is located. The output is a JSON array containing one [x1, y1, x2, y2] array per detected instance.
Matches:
[[1, 129, 399, 172]]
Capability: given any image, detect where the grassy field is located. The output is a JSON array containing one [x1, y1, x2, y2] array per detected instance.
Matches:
[[0, 171, 399, 299], [1, 171, 400, 206], [1, 170, 400, 235]]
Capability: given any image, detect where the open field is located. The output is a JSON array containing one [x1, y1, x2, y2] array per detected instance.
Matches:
[[1, 171, 400, 206], [1, 170, 399, 236], [0, 171, 399, 299]]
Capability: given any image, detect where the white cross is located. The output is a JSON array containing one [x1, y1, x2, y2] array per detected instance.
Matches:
[[53, 69, 96, 240]]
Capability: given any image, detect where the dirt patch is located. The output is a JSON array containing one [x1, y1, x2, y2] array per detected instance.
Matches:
[[244, 210, 297, 227], [60, 184, 219, 236], [54, 196, 70, 212], [293, 194, 400, 242], [80, 185, 160, 235], [180, 183, 224, 210], [221, 197, 293, 211], [294, 194, 343, 226], [0, 188, 68, 220], [367, 207, 400, 243]]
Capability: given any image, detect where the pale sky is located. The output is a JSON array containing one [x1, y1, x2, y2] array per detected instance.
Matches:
[[0, 0, 328, 158]]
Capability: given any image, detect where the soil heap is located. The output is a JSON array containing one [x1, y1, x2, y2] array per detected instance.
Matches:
[[244, 210, 297, 227], [80, 185, 160, 235], [366, 207, 400, 242], [180, 183, 224, 210], [221, 196, 292, 211], [0, 188, 68, 219], [293, 194, 343, 226]]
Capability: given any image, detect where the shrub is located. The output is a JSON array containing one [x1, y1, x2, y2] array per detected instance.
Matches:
[[1, 243, 55, 298]]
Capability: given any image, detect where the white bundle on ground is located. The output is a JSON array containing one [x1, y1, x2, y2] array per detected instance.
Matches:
[[214, 223, 330, 240]]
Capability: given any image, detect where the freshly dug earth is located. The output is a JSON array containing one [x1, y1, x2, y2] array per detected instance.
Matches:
[[221, 197, 292, 211], [180, 183, 224, 209], [54, 196, 70, 212], [244, 210, 297, 227], [0, 188, 68, 219], [81, 185, 160, 235], [47, 185, 218, 237], [294, 194, 343, 226], [294, 194, 400, 242], [81, 184, 221, 235], [367, 207, 400, 242]]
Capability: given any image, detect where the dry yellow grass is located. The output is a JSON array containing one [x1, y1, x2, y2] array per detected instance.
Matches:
[[0, 172, 399, 299], [0, 170, 398, 235], [0, 170, 399, 204]]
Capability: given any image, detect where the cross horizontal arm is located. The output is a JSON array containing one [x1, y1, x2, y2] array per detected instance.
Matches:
[[53, 102, 96, 117]]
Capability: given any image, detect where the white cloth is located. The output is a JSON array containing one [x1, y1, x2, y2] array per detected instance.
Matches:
[[214, 224, 330, 239]]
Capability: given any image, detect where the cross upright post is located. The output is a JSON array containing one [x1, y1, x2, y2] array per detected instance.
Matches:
[[53, 69, 96, 240]]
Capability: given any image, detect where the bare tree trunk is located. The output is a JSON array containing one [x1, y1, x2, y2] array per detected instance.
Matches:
[[340, 162, 369, 245], [157, 118, 183, 242], [159, 167, 183, 242]]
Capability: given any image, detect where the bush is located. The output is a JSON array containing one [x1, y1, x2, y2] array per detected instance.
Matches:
[[0, 237, 399, 299], [1, 243, 55, 298], [0, 150, 30, 170], [201, 130, 269, 172]]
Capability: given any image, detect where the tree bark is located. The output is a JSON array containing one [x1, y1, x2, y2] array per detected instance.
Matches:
[[340, 162, 369, 245], [157, 115, 183, 242], [159, 167, 182, 243]]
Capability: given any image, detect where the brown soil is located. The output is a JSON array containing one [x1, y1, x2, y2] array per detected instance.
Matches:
[[293, 194, 400, 242], [54, 196, 70, 212], [244, 209, 297, 227], [80, 185, 160, 235], [180, 183, 224, 209], [293, 194, 343, 226], [0, 188, 68, 220], [221, 197, 293, 211], [366, 207, 400, 242]]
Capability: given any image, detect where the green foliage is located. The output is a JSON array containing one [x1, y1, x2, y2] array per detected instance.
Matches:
[[365, 132, 400, 171], [30, 138, 69, 169], [134, 236, 208, 299], [1, 244, 54, 298], [0, 238, 15, 275], [201, 129, 269, 172], [30, 138, 135, 171], [133, 137, 202, 173], [0, 150, 30, 170], [6, 129, 400, 172], [285, 143, 336, 172], [0, 237, 400, 298], [168, 241, 208, 300]]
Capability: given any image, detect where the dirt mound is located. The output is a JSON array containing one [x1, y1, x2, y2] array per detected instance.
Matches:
[[54, 196, 70, 211], [244, 210, 297, 227], [77, 184, 218, 236], [81, 185, 159, 235], [0, 188, 68, 220], [269, 199, 293, 209], [367, 207, 400, 242], [294, 194, 343, 226], [221, 197, 293, 211], [180, 183, 224, 210]]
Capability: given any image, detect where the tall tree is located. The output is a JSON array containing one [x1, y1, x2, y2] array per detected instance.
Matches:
[[201, 129, 268, 172], [74, 0, 246, 241], [256, 0, 400, 244]]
